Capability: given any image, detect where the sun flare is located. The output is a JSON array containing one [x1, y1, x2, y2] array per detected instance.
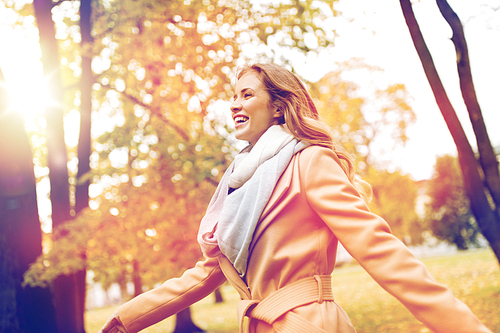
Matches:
[[6, 75, 54, 118], [0, 4, 52, 120]]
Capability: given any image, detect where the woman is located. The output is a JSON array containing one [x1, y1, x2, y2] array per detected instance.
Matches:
[[99, 63, 491, 333]]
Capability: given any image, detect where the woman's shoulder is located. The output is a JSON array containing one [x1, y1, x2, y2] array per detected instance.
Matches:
[[296, 145, 343, 176], [298, 145, 340, 163]]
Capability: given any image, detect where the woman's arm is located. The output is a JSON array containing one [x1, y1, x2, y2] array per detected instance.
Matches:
[[301, 147, 491, 333], [99, 256, 226, 333]]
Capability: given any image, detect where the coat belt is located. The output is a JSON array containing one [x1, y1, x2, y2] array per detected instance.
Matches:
[[237, 275, 335, 333]]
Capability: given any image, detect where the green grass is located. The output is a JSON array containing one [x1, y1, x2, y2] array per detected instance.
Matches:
[[86, 248, 500, 332], [85, 284, 240, 333], [331, 248, 500, 332]]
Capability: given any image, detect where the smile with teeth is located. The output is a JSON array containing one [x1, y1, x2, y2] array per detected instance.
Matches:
[[234, 116, 249, 125]]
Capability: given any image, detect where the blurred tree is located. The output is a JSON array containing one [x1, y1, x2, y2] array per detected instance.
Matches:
[[311, 60, 416, 172], [72, 0, 94, 328], [400, 0, 500, 264], [425, 155, 481, 250], [366, 168, 422, 245], [32, 0, 86, 331], [0, 69, 57, 332]]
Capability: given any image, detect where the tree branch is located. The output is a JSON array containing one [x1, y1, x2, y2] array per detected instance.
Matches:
[[52, 0, 65, 8], [436, 0, 500, 208], [399, 0, 500, 255], [101, 84, 191, 142], [204, 176, 219, 187], [124, 93, 191, 142]]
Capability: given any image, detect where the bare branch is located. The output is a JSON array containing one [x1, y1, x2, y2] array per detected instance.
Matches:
[[436, 0, 500, 208], [52, 0, 67, 8], [128, 94, 191, 142], [399, 0, 500, 262], [100, 84, 191, 142]]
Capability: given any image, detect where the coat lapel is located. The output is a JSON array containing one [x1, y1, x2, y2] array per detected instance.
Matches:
[[260, 153, 300, 220], [247, 153, 302, 266]]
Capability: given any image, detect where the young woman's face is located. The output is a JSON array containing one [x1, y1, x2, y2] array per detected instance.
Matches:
[[230, 72, 281, 145]]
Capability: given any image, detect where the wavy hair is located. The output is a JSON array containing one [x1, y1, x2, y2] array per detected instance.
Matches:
[[236, 63, 372, 203]]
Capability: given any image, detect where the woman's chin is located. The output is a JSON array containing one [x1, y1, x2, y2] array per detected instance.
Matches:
[[234, 128, 249, 142], [234, 135, 247, 142]]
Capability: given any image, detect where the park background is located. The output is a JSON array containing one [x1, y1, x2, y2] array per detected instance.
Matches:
[[1, 0, 499, 332]]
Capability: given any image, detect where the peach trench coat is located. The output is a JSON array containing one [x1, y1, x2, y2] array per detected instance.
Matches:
[[112, 146, 491, 333]]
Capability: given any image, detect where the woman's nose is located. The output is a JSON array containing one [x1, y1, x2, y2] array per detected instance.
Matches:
[[230, 101, 241, 113]]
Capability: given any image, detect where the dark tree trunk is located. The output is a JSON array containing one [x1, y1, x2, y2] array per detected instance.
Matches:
[[75, 0, 93, 215], [132, 260, 143, 298], [0, 69, 58, 332], [73, 0, 95, 327], [399, 0, 500, 265], [435, 0, 500, 208], [214, 287, 224, 303], [33, 0, 85, 331], [173, 307, 205, 333], [0, 232, 19, 332]]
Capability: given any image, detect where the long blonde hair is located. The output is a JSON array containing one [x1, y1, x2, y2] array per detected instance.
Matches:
[[237, 63, 372, 203]]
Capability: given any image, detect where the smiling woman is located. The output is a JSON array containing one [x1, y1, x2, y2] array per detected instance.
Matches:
[[230, 71, 283, 145]]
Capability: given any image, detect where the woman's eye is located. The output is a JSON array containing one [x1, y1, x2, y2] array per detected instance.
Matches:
[[244, 93, 252, 98]]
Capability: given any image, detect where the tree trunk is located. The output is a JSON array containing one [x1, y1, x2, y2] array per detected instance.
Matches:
[[214, 287, 224, 303], [173, 307, 205, 333], [132, 260, 143, 297], [75, 0, 93, 215], [0, 232, 19, 332], [399, 0, 500, 264], [0, 69, 58, 332], [435, 0, 500, 210], [73, 0, 95, 326], [33, 0, 85, 331]]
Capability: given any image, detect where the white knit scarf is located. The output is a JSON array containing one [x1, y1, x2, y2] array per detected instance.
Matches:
[[197, 125, 309, 276]]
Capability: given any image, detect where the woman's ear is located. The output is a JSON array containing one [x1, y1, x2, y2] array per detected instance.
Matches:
[[273, 108, 285, 124], [273, 108, 283, 119]]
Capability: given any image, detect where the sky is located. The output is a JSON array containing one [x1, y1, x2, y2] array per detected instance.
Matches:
[[293, 0, 500, 180]]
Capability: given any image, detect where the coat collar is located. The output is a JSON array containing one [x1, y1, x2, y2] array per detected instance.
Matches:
[[260, 152, 300, 220]]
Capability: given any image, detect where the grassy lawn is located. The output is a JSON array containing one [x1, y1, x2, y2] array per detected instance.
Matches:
[[84, 283, 240, 333], [86, 248, 500, 332]]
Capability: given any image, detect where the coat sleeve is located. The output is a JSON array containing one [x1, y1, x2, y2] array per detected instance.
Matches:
[[301, 147, 491, 333], [104, 257, 226, 333]]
